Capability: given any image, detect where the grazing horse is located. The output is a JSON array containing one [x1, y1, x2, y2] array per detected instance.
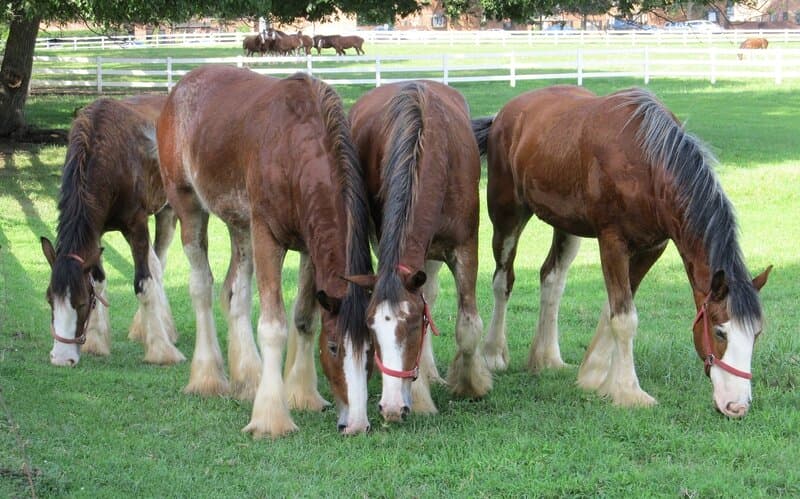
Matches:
[[331, 35, 365, 56], [242, 32, 267, 56], [41, 95, 184, 367], [266, 28, 302, 56], [347, 81, 492, 424], [313, 34, 341, 55], [481, 85, 771, 418], [738, 37, 768, 60], [157, 65, 372, 437]]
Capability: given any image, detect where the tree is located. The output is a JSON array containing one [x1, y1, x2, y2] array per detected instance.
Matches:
[[0, 0, 419, 139]]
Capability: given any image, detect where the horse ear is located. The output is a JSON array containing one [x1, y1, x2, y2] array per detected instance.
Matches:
[[403, 270, 427, 291], [316, 291, 341, 314], [710, 270, 729, 301], [752, 265, 773, 291], [342, 274, 377, 290], [41, 237, 56, 268]]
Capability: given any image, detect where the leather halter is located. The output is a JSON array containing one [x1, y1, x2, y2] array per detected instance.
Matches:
[[373, 265, 440, 381], [50, 253, 109, 346], [692, 293, 752, 380]]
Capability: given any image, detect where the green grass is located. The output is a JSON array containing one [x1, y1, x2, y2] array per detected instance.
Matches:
[[2, 60, 799, 496]]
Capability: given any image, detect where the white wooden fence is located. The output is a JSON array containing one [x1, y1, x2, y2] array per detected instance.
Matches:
[[30, 46, 800, 92], [34, 29, 800, 50]]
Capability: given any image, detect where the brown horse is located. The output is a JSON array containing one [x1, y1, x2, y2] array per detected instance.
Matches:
[[332, 35, 365, 56], [157, 65, 372, 437], [347, 81, 492, 424], [242, 33, 267, 56], [481, 85, 771, 418], [313, 34, 340, 55], [738, 37, 768, 60], [41, 95, 184, 367]]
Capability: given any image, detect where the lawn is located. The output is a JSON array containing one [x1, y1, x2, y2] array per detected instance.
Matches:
[[1, 59, 799, 496]]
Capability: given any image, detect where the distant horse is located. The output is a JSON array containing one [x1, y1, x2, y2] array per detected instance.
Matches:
[[347, 81, 492, 424], [266, 28, 302, 55], [297, 31, 314, 55], [242, 33, 267, 56], [313, 34, 341, 55], [157, 65, 372, 437], [481, 85, 771, 418], [41, 95, 184, 367], [331, 35, 365, 56], [738, 37, 768, 60]]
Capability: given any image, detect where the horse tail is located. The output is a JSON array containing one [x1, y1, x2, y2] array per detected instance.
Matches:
[[471, 116, 494, 156], [620, 88, 760, 323], [308, 74, 373, 352]]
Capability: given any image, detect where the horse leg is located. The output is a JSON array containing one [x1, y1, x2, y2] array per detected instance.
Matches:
[[447, 240, 493, 399], [242, 219, 297, 438], [131, 205, 179, 343], [528, 229, 581, 372], [81, 261, 111, 356], [593, 233, 656, 407], [482, 206, 529, 371], [224, 224, 263, 401], [126, 215, 185, 365], [284, 253, 330, 411], [177, 196, 229, 396], [409, 259, 443, 415]]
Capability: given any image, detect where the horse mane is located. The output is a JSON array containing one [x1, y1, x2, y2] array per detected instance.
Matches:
[[296, 72, 374, 351], [51, 103, 109, 293], [373, 81, 427, 305], [617, 88, 762, 325]]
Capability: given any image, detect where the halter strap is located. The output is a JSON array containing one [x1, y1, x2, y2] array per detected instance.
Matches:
[[50, 252, 109, 345], [693, 294, 752, 380], [373, 264, 439, 380]]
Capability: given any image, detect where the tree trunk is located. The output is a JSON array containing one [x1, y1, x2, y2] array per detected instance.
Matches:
[[0, 13, 41, 137]]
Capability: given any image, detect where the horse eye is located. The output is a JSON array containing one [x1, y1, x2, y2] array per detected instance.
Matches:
[[714, 327, 728, 342], [327, 340, 338, 357]]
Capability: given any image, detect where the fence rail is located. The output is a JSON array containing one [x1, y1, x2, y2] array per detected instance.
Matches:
[[30, 46, 800, 92], [33, 29, 800, 51]]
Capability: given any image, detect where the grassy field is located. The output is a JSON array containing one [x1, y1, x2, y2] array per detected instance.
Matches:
[[2, 58, 799, 496]]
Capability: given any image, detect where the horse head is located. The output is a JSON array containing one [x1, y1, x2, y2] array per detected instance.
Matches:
[[692, 266, 772, 418], [344, 265, 430, 423], [41, 237, 104, 366]]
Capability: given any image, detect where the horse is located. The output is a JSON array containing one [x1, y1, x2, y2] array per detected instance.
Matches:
[[266, 28, 302, 56], [297, 31, 314, 56], [347, 80, 492, 423], [480, 85, 771, 418], [242, 33, 267, 56], [738, 37, 768, 60], [156, 65, 373, 437], [41, 95, 184, 367], [331, 35, 365, 56], [313, 34, 341, 55]]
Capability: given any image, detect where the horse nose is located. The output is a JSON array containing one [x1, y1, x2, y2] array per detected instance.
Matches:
[[401, 406, 410, 421], [725, 401, 749, 418], [379, 403, 407, 423], [50, 352, 78, 367]]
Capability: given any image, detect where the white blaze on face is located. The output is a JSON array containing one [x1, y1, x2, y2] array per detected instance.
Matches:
[[710, 319, 754, 416], [373, 300, 412, 414], [341, 337, 370, 433], [50, 291, 80, 366]]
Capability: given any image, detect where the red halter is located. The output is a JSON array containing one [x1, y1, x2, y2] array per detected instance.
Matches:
[[50, 253, 109, 346], [373, 265, 440, 381], [692, 294, 752, 380]]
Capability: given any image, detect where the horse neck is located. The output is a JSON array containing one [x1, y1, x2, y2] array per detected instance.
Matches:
[[302, 196, 349, 298]]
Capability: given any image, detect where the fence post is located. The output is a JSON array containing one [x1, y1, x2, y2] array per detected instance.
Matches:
[[510, 52, 516, 87], [96, 56, 103, 93], [237, 55, 243, 68], [101, 37, 105, 50], [376, 57, 381, 87], [167, 57, 173, 90], [442, 54, 449, 85], [644, 46, 650, 85], [306, 54, 313, 75], [577, 48, 583, 86], [775, 48, 783, 84]]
